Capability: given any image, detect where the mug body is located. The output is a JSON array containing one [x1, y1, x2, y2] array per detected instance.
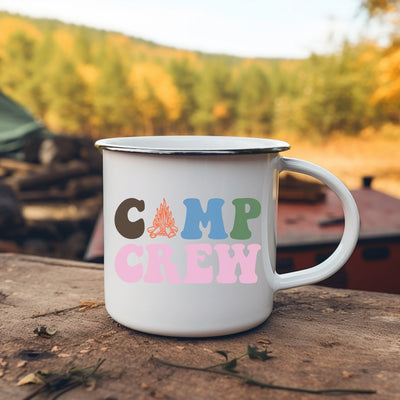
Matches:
[[101, 139, 283, 336]]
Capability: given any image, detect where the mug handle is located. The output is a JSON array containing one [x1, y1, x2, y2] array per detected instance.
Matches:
[[273, 157, 360, 291]]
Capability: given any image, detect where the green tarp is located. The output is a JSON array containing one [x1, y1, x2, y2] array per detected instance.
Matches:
[[0, 91, 49, 158]]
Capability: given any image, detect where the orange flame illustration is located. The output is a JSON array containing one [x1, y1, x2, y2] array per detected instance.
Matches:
[[147, 198, 178, 239]]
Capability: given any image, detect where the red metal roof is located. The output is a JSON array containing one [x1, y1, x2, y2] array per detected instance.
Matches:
[[277, 188, 400, 246]]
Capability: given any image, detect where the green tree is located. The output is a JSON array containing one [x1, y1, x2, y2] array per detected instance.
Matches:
[[234, 64, 274, 135], [74, 26, 93, 63], [23, 33, 55, 119], [299, 43, 377, 136], [0, 31, 36, 100], [129, 62, 182, 134], [43, 56, 91, 134], [93, 54, 135, 137], [191, 59, 235, 134], [168, 59, 198, 133]]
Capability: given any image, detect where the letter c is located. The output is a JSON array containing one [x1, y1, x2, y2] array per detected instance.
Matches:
[[115, 198, 145, 239]]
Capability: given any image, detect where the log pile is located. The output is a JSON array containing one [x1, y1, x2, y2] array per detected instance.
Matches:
[[0, 135, 103, 260]]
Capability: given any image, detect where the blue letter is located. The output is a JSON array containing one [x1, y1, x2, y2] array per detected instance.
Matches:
[[181, 198, 228, 239]]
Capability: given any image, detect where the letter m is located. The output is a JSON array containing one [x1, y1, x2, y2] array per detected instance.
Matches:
[[181, 198, 228, 239]]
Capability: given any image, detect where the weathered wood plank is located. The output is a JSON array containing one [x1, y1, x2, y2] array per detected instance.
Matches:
[[0, 253, 399, 399]]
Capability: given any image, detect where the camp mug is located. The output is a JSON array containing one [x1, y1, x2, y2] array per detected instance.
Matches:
[[96, 136, 359, 337]]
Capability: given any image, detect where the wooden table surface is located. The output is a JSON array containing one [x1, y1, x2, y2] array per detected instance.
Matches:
[[0, 253, 399, 400]]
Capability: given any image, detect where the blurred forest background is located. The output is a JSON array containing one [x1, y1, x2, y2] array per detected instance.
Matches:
[[0, 0, 400, 196]]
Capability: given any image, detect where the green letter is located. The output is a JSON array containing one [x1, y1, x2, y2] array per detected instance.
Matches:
[[230, 198, 261, 240]]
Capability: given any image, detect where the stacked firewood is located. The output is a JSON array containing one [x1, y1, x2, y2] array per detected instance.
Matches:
[[0, 135, 103, 260]]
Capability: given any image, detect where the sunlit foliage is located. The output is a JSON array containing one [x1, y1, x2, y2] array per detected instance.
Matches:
[[0, 11, 399, 139]]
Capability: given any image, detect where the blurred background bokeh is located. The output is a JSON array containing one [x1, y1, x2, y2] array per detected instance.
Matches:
[[0, 0, 399, 293], [0, 1, 399, 194]]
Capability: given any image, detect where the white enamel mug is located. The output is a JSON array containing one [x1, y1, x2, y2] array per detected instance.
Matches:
[[96, 136, 359, 337]]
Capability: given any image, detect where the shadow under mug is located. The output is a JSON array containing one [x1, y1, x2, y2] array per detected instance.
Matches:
[[96, 136, 359, 337]]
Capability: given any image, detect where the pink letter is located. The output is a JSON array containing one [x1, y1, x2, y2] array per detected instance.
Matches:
[[183, 244, 213, 284], [215, 244, 261, 284], [114, 244, 143, 283], [143, 244, 181, 284]]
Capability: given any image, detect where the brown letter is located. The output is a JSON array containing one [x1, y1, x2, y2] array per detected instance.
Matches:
[[115, 198, 145, 239]]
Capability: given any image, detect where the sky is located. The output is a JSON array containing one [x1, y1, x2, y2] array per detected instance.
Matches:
[[0, 0, 390, 58]]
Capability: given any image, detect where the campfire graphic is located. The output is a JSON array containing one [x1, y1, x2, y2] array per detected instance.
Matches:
[[147, 198, 178, 239]]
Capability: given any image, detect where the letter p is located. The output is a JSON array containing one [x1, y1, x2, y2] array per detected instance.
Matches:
[[230, 198, 261, 240]]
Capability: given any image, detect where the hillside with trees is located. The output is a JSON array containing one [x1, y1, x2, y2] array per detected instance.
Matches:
[[0, 3, 399, 140]]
